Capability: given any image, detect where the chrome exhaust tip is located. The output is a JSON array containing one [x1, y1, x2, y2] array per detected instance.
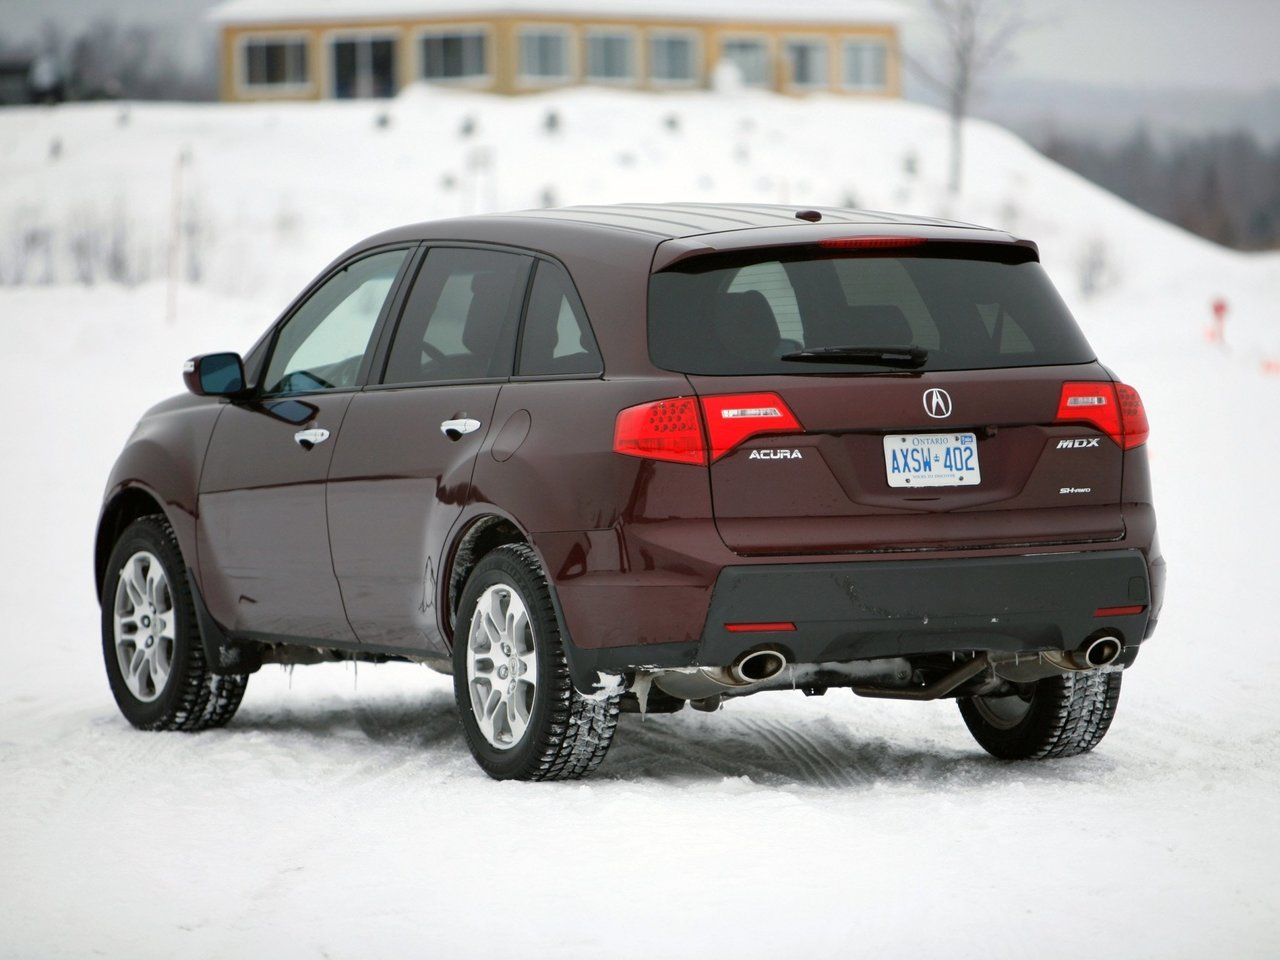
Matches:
[[1078, 633, 1123, 669], [730, 648, 788, 685]]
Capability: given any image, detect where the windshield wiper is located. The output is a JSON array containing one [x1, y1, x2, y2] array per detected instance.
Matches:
[[779, 345, 929, 369]]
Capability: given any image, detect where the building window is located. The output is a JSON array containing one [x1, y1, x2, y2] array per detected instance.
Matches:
[[785, 39, 828, 88], [649, 32, 698, 85], [331, 35, 398, 98], [243, 38, 308, 88], [420, 30, 487, 82], [586, 31, 635, 83], [519, 27, 572, 82], [843, 39, 887, 90], [720, 38, 770, 87]]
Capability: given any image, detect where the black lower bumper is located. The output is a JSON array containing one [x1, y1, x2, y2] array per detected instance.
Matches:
[[567, 550, 1154, 690]]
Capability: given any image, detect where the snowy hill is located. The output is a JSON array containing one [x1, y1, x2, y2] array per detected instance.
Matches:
[[1, 89, 1278, 959]]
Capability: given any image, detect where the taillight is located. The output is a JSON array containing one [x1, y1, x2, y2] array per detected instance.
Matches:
[[1056, 381, 1149, 449], [613, 393, 803, 465], [700, 393, 802, 462], [612, 397, 705, 465]]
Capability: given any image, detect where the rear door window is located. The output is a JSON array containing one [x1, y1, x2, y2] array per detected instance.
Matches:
[[649, 248, 1095, 375], [382, 247, 532, 385], [517, 260, 603, 377]]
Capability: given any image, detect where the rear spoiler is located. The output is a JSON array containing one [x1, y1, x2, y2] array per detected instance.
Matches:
[[652, 229, 1039, 272]]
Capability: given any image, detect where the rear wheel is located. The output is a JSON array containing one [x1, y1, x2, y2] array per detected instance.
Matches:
[[453, 543, 620, 781], [958, 670, 1122, 760], [101, 515, 249, 731]]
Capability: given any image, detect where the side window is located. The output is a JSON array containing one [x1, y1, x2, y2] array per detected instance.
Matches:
[[383, 247, 530, 385], [517, 261, 603, 377], [263, 248, 409, 395]]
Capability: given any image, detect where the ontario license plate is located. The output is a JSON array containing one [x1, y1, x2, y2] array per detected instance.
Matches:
[[883, 433, 981, 487]]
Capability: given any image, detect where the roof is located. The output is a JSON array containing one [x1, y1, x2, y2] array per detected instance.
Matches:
[[491, 202, 988, 239], [208, 0, 906, 26], [355, 203, 1012, 268]]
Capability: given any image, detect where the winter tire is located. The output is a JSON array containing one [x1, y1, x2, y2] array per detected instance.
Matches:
[[958, 670, 1122, 760], [453, 543, 620, 781], [101, 514, 249, 731]]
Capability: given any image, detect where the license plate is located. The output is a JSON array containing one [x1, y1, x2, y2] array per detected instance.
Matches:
[[883, 433, 981, 487]]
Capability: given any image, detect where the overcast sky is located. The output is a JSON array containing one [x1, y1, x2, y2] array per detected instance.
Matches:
[[2, 0, 1278, 92]]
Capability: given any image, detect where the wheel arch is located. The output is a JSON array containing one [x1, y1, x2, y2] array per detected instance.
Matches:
[[441, 512, 533, 645], [95, 484, 172, 602]]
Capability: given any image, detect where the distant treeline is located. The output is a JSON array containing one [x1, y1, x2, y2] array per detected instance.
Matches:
[[1040, 128, 1280, 252], [1, 19, 216, 103]]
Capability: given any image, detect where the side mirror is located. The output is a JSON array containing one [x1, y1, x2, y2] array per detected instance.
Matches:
[[183, 353, 246, 398]]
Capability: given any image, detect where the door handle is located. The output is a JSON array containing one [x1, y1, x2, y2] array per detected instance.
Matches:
[[441, 418, 482, 440], [294, 428, 330, 450]]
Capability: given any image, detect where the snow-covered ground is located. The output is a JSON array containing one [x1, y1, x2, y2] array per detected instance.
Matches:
[[1, 89, 1278, 959]]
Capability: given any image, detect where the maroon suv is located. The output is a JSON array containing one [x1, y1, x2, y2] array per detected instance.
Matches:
[[95, 203, 1163, 780]]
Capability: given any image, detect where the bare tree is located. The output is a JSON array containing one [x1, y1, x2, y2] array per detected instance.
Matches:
[[908, 0, 1032, 195]]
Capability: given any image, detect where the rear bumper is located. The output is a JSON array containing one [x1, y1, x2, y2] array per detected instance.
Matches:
[[565, 549, 1157, 688]]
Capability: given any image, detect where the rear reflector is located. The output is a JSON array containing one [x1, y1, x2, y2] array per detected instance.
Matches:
[[1056, 381, 1149, 449], [819, 236, 927, 250], [1094, 605, 1146, 618], [614, 393, 803, 465], [724, 622, 797, 633]]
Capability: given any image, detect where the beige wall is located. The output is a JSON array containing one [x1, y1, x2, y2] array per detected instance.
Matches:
[[219, 15, 901, 102]]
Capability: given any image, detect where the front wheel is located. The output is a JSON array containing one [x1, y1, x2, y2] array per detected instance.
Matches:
[[101, 515, 249, 731], [453, 543, 620, 781], [958, 670, 1122, 760]]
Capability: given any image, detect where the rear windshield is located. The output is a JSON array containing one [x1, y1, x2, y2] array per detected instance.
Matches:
[[648, 248, 1095, 375]]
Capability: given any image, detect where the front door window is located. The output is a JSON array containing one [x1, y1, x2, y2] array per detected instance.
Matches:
[[263, 248, 409, 395]]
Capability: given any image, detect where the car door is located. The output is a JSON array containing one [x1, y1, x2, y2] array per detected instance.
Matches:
[[197, 246, 414, 644], [327, 245, 533, 654]]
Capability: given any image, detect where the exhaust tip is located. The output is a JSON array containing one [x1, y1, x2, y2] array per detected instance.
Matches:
[[733, 649, 788, 684], [1081, 634, 1123, 668]]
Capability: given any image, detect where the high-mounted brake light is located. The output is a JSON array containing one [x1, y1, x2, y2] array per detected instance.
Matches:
[[818, 236, 928, 250], [613, 393, 803, 466], [1055, 381, 1149, 450]]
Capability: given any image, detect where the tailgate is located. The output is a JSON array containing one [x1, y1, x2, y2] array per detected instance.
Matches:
[[688, 364, 1125, 556]]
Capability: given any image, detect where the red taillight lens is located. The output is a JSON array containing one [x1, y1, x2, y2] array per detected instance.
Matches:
[[818, 236, 928, 250], [700, 392, 802, 462], [613, 392, 803, 466], [1115, 383, 1150, 449], [613, 397, 706, 465], [1056, 381, 1149, 450]]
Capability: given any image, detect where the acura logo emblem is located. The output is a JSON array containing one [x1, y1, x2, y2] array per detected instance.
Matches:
[[923, 388, 953, 419]]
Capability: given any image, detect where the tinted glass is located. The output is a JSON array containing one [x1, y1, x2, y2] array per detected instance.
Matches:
[[263, 248, 408, 395], [199, 353, 244, 394], [649, 250, 1095, 375], [383, 247, 531, 385], [517, 261, 603, 377]]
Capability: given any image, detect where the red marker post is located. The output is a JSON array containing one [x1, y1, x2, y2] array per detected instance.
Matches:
[[1207, 297, 1229, 345]]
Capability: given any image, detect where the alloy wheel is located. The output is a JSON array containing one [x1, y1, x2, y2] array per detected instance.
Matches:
[[466, 584, 538, 750], [113, 551, 175, 703]]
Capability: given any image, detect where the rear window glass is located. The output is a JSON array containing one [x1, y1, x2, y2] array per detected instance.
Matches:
[[649, 250, 1095, 375]]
